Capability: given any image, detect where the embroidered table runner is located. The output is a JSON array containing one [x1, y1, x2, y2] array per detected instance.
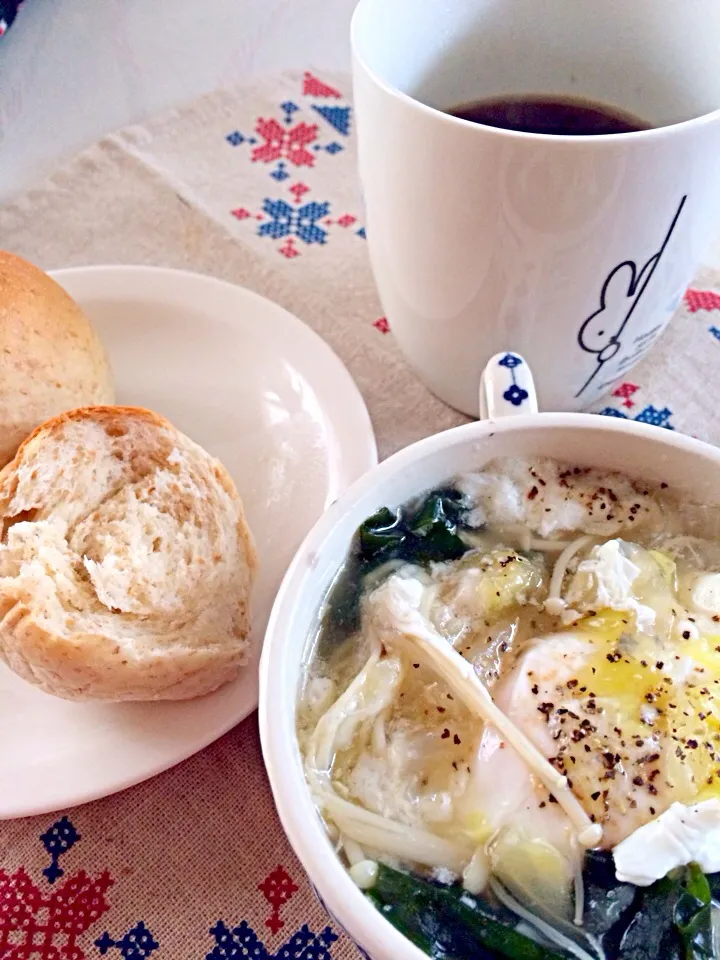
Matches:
[[1, 69, 720, 960]]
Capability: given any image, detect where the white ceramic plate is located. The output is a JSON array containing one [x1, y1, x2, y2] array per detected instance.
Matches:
[[0, 265, 376, 819]]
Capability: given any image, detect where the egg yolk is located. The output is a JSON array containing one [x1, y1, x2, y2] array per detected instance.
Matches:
[[570, 611, 720, 804]]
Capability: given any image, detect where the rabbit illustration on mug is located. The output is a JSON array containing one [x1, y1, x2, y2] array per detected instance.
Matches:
[[576, 194, 687, 397]]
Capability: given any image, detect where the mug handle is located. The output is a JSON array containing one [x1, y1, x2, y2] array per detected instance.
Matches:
[[480, 352, 539, 419]]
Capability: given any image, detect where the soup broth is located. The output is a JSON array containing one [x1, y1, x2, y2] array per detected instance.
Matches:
[[298, 457, 720, 959]]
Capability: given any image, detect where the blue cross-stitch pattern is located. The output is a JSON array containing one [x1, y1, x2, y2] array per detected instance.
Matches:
[[599, 404, 675, 430], [600, 407, 629, 418], [356, 227, 366, 239], [270, 162, 290, 181], [95, 921, 159, 959], [259, 199, 330, 245], [276, 925, 338, 959], [226, 130, 257, 146], [634, 405, 674, 428], [206, 920, 338, 960], [40, 816, 80, 883], [312, 142, 344, 155], [281, 100, 299, 124], [710, 325, 720, 340], [312, 105, 352, 136]]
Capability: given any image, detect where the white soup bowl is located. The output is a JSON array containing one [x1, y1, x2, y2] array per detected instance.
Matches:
[[259, 363, 720, 960]]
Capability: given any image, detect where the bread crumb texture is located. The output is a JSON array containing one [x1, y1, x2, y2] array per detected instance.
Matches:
[[0, 406, 257, 701]]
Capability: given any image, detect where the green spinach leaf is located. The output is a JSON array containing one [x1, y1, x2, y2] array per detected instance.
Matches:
[[706, 871, 720, 903], [358, 489, 468, 566], [320, 488, 471, 648], [616, 864, 717, 960], [618, 872, 683, 959], [673, 864, 713, 960], [582, 850, 639, 955], [369, 863, 569, 960], [358, 507, 406, 560]]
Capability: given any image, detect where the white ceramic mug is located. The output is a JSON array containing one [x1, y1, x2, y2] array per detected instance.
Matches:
[[351, 0, 720, 416]]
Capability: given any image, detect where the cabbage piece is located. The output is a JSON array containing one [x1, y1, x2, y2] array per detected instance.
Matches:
[[437, 547, 547, 620], [489, 826, 575, 921]]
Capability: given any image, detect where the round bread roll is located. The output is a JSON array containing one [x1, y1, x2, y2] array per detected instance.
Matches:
[[0, 251, 114, 468], [0, 406, 257, 701]]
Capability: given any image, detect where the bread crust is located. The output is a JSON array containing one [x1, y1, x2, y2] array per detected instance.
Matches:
[[0, 251, 114, 467], [0, 405, 257, 701]]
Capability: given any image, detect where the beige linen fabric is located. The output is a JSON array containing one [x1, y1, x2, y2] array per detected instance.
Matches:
[[1, 70, 720, 960]]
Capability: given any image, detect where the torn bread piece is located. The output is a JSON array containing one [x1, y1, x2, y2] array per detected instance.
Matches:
[[0, 406, 257, 701]]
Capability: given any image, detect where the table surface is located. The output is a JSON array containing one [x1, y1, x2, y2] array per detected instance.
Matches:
[[2, 0, 720, 263], [0, 0, 358, 203], [2, 35, 720, 960]]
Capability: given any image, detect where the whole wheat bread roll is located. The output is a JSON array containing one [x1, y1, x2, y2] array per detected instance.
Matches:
[[0, 251, 114, 468], [0, 406, 257, 701]]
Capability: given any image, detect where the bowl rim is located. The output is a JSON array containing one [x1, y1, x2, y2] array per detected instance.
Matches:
[[259, 412, 720, 959]]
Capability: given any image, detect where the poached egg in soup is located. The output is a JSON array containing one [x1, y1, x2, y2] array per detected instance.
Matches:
[[298, 457, 720, 958]]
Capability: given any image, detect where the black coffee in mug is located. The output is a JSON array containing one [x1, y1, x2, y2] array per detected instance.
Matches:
[[447, 94, 652, 136]]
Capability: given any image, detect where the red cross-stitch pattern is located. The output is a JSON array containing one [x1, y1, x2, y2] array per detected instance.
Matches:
[[257, 866, 299, 935], [373, 317, 390, 334], [685, 289, 720, 313], [302, 71, 342, 99], [0, 867, 113, 959], [289, 182, 310, 204], [612, 382, 640, 409], [278, 238, 300, 259], [251, 118, 318, 167]]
